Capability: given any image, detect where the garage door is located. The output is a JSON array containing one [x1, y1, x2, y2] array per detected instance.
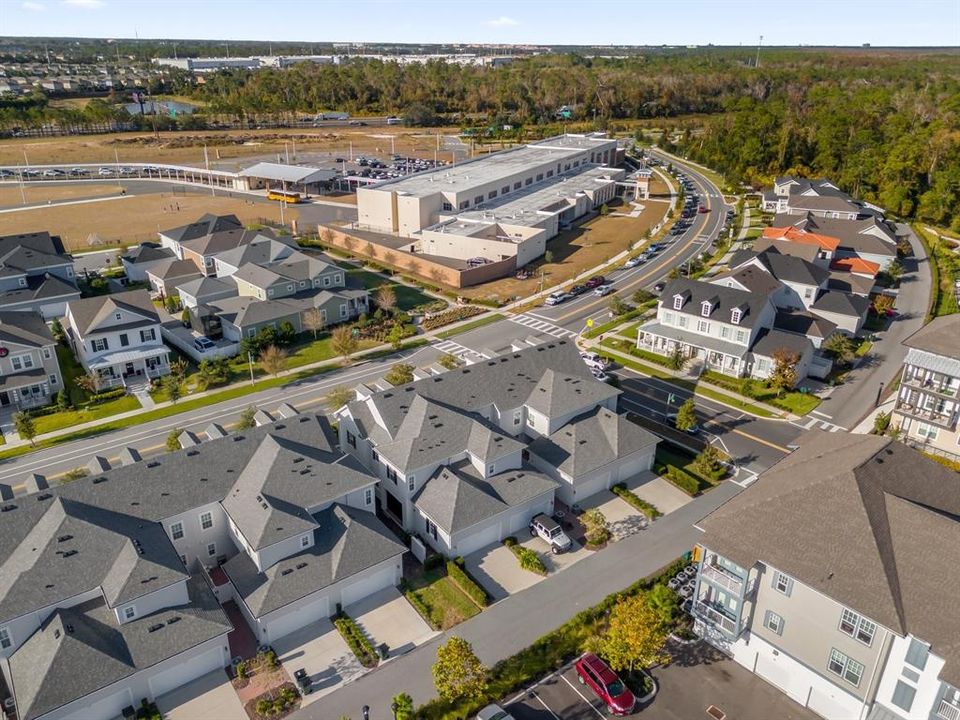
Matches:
[[615, 453, 652, 483], [342, 565, 396, 608], [63, 687, 132, 720], [150, 646, 224, 698], [573, 472, 612, 502], [266, 594, 329, 642], [456, 522, 501, 557], [754, 653, 807, 705]]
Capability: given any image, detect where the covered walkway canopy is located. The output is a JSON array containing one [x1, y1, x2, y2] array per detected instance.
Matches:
[[240, 162, 338, 186]]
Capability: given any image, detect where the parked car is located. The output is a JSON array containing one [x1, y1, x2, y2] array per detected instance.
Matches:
[[42, 168, 65, 177], [698, 205, 709, 213], [476, 705, 515, 720], [193, 336, 215, 352], [592, 368, 613, 383], [575, 653, 636, 716], [529, 513, 572, 554], [98, 167, 114, 176], [585, 275, 606, 289], [569, 284, 588, 296], [594, 284, 614, 297], [580, 351, 610, 371], [545, 291, 569, 307], [653, 282, 666, 293], [623, 256, 644, 269]]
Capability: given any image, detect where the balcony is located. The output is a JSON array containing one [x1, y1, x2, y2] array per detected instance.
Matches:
[[146, 364, 169, 379], [903, 374, 959, 398], [694, 600, 739, 635], [938, 700, 960, 720], [894, 401, 958, 429], [700, 563, 744, 595]]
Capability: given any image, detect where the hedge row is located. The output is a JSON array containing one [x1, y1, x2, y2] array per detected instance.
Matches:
[[421, 306, 485, 331], [334, 614, 379, 668], [662, 465, 700, 495], [611, 482, 662, 519], [399, 580, 440, 631], [447, 559, 488, 608]]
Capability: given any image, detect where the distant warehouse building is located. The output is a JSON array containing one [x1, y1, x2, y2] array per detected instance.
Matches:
[[344, 134, 624, 286]]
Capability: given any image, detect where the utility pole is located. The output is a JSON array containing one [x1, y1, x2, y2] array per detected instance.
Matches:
[[755, 35, 763, 68]]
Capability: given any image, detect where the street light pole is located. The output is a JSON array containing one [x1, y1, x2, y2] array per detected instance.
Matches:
[[248, 352, 255, 385], [875, 383, 884, 407]]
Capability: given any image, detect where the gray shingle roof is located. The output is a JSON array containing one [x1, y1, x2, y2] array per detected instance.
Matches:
[[774, 310, 837, 340], [0, 231, 66, 258], [750, 328, 813, 359], [773, 214, 897, 257], [146, 258, 203, 282], [697, 430, 960, 686], [122, 244, 175, 264], [0, 311, 54, 347], [175, 275, 235, 299], [528, 407, 659, 478], [414, 461, 556, 535], [827, 271, 875, 296], [66, 290, 159, 336], [224, 504, 404, 617], [179, 228, 276, 257], [810, 291, 871, 317], [159, 214, 242, 244], [661, 277, 772, 329], [9, 573, 230, 720], [902, 314, 960, 361]]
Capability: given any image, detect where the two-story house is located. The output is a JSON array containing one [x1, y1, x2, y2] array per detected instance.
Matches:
[[772, 213, 899, 272], [637, 278, 819, 381], [336, 340, 658, 557], [0, 311, 63, 409], [0, 412, 404, 720], [120, 244, 176, 283], [173, 227, 279, 276], [63, 289, 170, 390], [157, 213, 243, 260], [892, 315, 960, 463], [761, 177, 882, 220], [0, 232, 79, 318], [691, 430, 959, 720]]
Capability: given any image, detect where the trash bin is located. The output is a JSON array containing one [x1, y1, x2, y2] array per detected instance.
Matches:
[[378, 643, 390, 660]]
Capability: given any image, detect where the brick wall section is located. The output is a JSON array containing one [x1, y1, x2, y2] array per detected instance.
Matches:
[[318, 225, 516, 289]]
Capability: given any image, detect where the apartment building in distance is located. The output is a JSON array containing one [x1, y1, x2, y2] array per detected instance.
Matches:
[[761, 177, 885, 220], [692, 430, 959, 720], [892, 314, 960, 463]]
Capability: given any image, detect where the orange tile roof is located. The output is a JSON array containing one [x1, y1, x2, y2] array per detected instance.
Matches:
[[762, 226, 840, 252], [830, 257, 881, 277]]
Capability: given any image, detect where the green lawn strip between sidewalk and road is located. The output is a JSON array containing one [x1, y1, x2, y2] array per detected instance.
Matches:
[[32, 395, 142, 435], [435, 313, 504, 339], [599, 342, 779, 418], [0, 339, 431, 463]]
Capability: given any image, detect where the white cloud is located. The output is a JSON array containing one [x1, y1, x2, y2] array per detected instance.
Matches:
[[62, 0, 104, 7], [22, 1, 46, 10], [485, 16, 519, 27]]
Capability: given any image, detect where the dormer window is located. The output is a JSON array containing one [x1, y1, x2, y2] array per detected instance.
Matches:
[[672, 295, 684, 310], [731, 308, 743, 325], [701, 301, 712, 317]]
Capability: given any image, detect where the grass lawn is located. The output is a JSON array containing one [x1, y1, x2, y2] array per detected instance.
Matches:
[[33, 395, 142, 435], [405, 569, 480, 630], [434, 313, 504, 339], [56, 345, 89, 407], [346, 269, 435, 311], [654, 445, 715, 492]]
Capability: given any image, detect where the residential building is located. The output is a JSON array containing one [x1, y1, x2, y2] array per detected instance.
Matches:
[[892, 314, 960, 463], [0, 311, 63, 409], [120, 244, 176, 283], [336, 339, 658, 556], [63, 290, 169, 389], [145, 258, 203, 298], [772, 213, 899, 272], [158, 214, 243, 258], [691, 430, 959, 720], [0, 232, 79, 318], [0, 413, 403, 720], [161, 224, 279, 277], [761, 177, 884, 220]]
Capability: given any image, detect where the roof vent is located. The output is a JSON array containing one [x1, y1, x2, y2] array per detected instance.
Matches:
[[62, 549, 78, 558], [148, 623, 165, 633], [187, 450, 199, 457], [1, 504, 17, 512], [92, 476, 107, 484], [383, 392, 393, 398], [295, 562, 307, 570], [65, 624, 74, 634], [233, 435, 244, 442], [280, 568, 294, 576], [37, 493, 52, 501], [147, 461, 161, 468], [161, 492, 169, 497], [275, 423, 286, 430], [57, 534, 73, 543], [166, 616, 181, 625]]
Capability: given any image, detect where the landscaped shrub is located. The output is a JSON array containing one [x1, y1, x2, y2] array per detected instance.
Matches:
[[424, 553, 446, 571], [611, 483, 662, 519], [334, 614, 379, 668], [664, 465, 700, 495], [446, 560, 488, 607], [510, 545, 547, 576], [503, 536, 517, 547], [421, 305, 485, 331]]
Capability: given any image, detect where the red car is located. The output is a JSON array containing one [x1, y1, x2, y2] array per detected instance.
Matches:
[[585, 275, 607, 289], [698, 205, 709, 213], [575, 653, 636, 715]]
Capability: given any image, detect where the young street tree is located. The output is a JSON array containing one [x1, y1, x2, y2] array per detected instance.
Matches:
[[769, 348, 800, 397], [873, 294, 895, 316], [331, 325, 359, 364], [302, 307, 325, 339], [13, 412, 36, 446], [387, 322, 406, 350], [376, 284, 398, 313], [432, 636, 487, 703], [608, 295, 630, 316], [391, 693, 415, 720], [674, 398, 698, 432], [259, 344, 288, 377], [326, 385, 354, 413], [823, 332, 856, 365], [668, 346, 687, 371], [582, 508, 611, 547], [236, 405, 257, 430], [75, 373, 99, 394], [600, 594, 671, 673], [162, 374, 183, 404], [693, 444, 724, 479]]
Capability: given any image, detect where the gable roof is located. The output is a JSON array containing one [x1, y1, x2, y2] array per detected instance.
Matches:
[[145, 258, 203, 282], [0, 231, 67, 258], [830, 257, 880, 277], [121, 244, 175, 265], [902, 314, 960, 360], [810, 291, 871, 318], [159, 214, 242, 244], [66, 290, 159, 336], [224, 504, 404, 617], [774, 310, 837, 340], [750, 327, 812, 359], [179, 227, 277, 257], [772, 214, 897, 257], [0, 311, 54, 347], [528, 407, 659, 478], [827, 271, 876, 296], [661, 277, 771, 329], [762, 225, 840, 252], [696, 430, 960, 686], [751, 236, 820, 264]]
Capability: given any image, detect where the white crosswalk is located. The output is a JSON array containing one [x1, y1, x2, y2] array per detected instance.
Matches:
[[790, 417, 847, 433], [432, 339, 486, 362], [508, 314, 577, 339]]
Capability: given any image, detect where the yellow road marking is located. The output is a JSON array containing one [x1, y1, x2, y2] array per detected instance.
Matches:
[[703, 421, 790, 454]]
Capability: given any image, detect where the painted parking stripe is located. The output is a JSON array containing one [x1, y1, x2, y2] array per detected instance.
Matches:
[[560, 673, 608, 720], [530, 692, 562, 720]]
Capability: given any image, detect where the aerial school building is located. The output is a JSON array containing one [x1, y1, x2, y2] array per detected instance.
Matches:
[[342, 134, 625, 286]]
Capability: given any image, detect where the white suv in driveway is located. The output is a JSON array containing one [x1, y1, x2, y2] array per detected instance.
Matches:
[[530, 513, 572, 554]]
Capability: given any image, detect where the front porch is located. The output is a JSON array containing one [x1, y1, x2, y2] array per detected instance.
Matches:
[[638, 330, 746, 377], [0, 370, 54, 410], [89, 347, 170, 389]]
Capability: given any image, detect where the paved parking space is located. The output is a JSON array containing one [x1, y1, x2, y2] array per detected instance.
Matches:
[[579, 490, 647, 541], [465, 537, 591, 602], [156, 669, 245, 720], [506, 641, 821, 720], [273, 619, 364, 705], [630, 475, 693, 516], [347, 586, 438, 658]]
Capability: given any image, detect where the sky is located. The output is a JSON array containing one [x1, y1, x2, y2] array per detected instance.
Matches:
[[2, 0, 959, 47]]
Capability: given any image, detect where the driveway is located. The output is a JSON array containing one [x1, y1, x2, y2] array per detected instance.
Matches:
[[580, 490, 647, 541], [273, 619, 364, 705], [633, 475, 694, 516], [465, 537, 590, 602], [156, 670, 245, 720], [347, 586, 437, 659]]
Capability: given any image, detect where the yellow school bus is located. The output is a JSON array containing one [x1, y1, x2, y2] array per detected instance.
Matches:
[[267, 189, 302, 204]]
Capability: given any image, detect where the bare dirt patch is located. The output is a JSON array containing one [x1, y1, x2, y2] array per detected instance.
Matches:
[[0, 190, 293, 249]]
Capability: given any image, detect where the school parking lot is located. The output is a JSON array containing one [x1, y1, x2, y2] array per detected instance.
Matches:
[[505, 640, 822, 720]]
